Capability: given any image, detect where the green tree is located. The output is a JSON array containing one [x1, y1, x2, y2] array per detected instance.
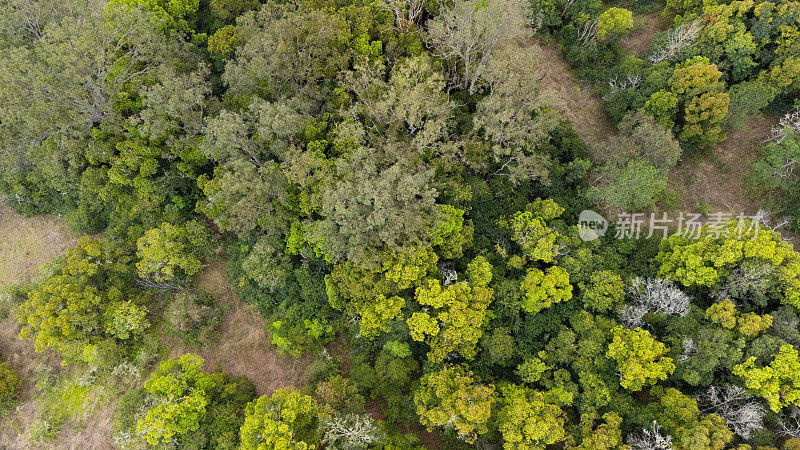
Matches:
[[0, 4, 178, 211], [497, 383, 567, 449], [752, 130, 800, 218], [223, 3, 351, 99], [344, 55, 454, 153], [124, 354, 256, 448], [198, 159, 291, 239], [606, 326, 675, 391], [309, 151, 442, 269], [239, 388, 324, 449], [414, 365, 496, 444], [591, 158, 668, 211], [425, 0, 530, 92], [617, 109, 683, 170], [679, 91, 730, 150], [109, 0, 199, 32], [472, 45, 560, 184], [643, 90, 680, 129], [136, 220, 211, 282], [520, 266, 573, 314], [241, 236, 292, 293], [733, 344, 800, 412]]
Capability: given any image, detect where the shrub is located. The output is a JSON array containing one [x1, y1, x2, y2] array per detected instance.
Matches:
[[0, 362, 20, 403], [164, 291, 222, 345]]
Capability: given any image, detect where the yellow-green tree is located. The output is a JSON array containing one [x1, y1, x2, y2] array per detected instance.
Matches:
[[0, 362, 20, 404], [499, 198, 564, 264], [414, 365, 496, 444], [137, 354, 218, 446], [706, 299, 772, 337], [596, 8, 633, 41], [239, 388, 324, 450], [570, 412, 625, 449], [606, 327, 675, 391], [407, 257, 493, 362], [357, 294, 405, 339], [656, 222, 800, 308], [497, 383, 567, 449], [649, 386, 733, 449], [733, 344, 800, 412], [580, 270, 625, 313], [18, 237, 149, 364], [520, 266, 573, 313], [136, 220, 211, 282]]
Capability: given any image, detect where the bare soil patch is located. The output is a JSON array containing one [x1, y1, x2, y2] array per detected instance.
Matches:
[[0, 205, 78, 291], [622, 13, 668, 56], [532, 39, 617, 148], [667, 114, 776, 215], [0, 207, 115, 449], [163, 259, 311, 396]]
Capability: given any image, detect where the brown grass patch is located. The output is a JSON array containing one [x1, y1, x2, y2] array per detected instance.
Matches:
[[162, 259, 311, 396], [0, 205, 78, 291], [667, 114, 776, 214], [532, 38, 617, 148], [622, 13, 669, 56]]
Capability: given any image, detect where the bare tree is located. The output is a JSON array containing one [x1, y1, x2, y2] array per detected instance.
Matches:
[[426, 0, 530, 93], [698, 385, 765, 439], [679, 337, 697, 362], [576, 17, 600, 47], [648, 20, 702, 65], [323, 414, 385, 449], [768, 110, 800, 143], [779, 406, 800, 438], [620, 277, 691, 328], [626, 421, 673, 450], [378, 0, 424, 33], [135, 277, 190, 293], [438, 261, 458, 286]]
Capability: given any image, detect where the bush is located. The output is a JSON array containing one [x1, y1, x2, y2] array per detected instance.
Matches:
[[113, 354, 256, 449], [164, 291, 223, 345], [0, 362, 20, 403]]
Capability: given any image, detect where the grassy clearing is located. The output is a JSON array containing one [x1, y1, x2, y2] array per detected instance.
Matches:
[[159, 258, 312, 396], [533, 38, 617, 149], [0, 205, 78, 291]]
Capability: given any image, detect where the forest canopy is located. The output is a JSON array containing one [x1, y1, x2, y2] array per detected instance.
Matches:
[[1, 0, 800, 447]]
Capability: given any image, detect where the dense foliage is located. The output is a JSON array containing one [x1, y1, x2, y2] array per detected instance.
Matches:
[[2, 0, 800, 447]]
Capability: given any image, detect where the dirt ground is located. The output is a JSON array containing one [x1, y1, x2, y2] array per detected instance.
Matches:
[[530, 38, 790, 246], [0, 205, 79, 291], [533, 39, 618, 148], [668, 114, 777, 214], [622, 13, 669, 56], [163, 259, 311, 396]]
